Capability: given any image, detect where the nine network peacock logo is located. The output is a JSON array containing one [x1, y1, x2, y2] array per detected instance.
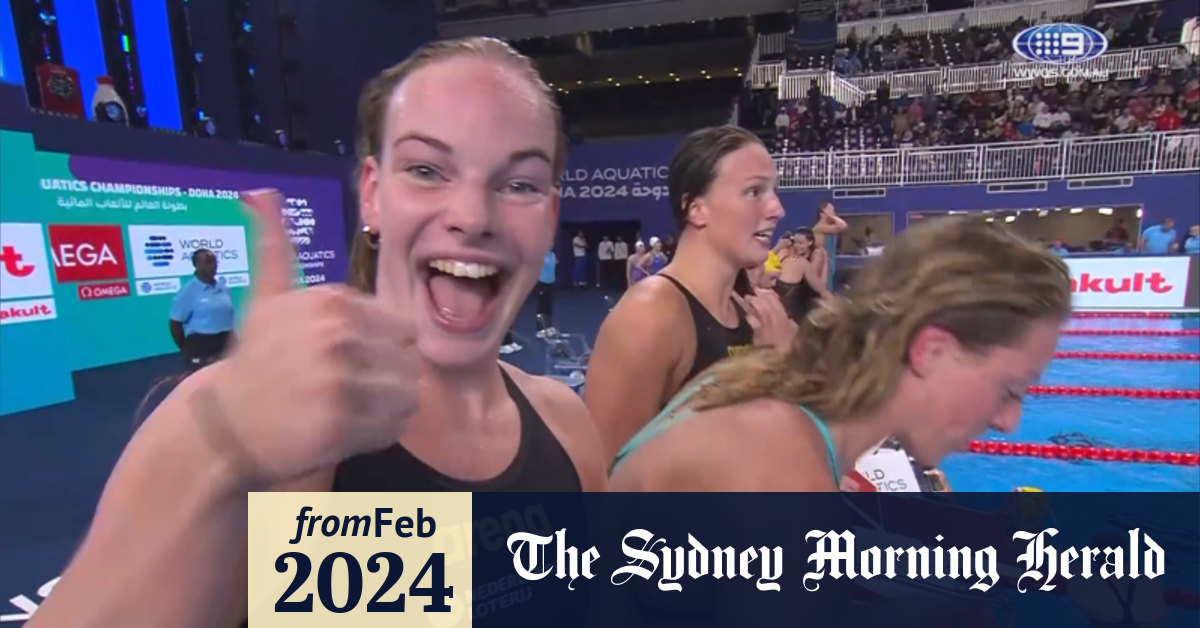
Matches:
[[1011, 22, 1110, 81]]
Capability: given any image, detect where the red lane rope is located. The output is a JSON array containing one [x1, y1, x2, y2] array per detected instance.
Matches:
[[1071, 311, 1198, 319], [1028, 385, 1200, 399], [1054, 351, 1200, 361], [967, 440, 1200, 466], [1061, 329, 1200, 336]]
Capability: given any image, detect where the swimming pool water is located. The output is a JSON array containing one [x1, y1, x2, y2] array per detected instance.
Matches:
[[941, 316, 1200, 492]]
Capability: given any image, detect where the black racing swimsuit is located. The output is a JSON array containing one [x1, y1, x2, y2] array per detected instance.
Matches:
[[331, 368, 581, 492], [238, 368, 579, 627], [774, 252, 822, 322], [774, 276, 821, 323], [658, 274, 755, 391]]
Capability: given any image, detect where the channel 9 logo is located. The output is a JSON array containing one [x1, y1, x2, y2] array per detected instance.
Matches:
[[1012, 23, 1108, 65]]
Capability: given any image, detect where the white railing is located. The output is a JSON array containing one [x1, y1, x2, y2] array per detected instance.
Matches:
[[759, 32, 787, 58], [744, 36, 762, 89], [751, 62, 785, 88], [770, 44, 1186, 104], [774, 131, 1200, 188]]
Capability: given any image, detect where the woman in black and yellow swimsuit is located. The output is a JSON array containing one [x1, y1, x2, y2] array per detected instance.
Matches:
[[774, 228, 832, 323]]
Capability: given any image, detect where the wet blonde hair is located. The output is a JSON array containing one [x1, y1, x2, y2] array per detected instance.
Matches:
[[693, 216, 1073, 419], [347, 37, 568, 293]]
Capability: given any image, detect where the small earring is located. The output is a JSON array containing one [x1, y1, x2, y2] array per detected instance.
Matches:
[[363, 225, 380, 250]]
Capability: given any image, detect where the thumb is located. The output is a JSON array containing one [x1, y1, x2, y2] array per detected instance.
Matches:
[[736, 294, 762, 331], [734, 292, 761, 319], [240, 188, 296, 299], [731, 291, 751, 313]]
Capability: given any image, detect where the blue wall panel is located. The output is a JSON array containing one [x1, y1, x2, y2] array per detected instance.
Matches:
[[56, 0, 106, 119], [131, 0, 182, 129], [0, 0, 22, 86]]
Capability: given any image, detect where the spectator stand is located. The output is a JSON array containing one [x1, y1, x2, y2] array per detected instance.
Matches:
[[751, 0, 1199, 156], [773, 129, 1200, 188], [775, 42, 1195, 107], [751, 0, 1173, 87]]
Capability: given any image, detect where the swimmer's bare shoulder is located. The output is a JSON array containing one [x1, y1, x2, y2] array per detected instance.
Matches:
[[611, 398, 837, 492], [500, 363, 608, 491], [601, 274, 693, 337], [586, 276, 695, 460], [602, 275, 695, 369]]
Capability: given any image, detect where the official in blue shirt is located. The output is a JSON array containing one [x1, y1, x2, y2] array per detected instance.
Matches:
[[1049, 240, 1070, 256], [1184, 224, 1200, 254], [536, 250, 557, 336], [170, 248, 235, 370], [1140, 218, 1178, 255]]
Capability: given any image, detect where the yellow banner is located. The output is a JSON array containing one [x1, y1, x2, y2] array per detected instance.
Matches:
[[248, 492, 473, 627]]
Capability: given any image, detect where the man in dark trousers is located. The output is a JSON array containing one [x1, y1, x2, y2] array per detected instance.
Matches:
[[536, 248, 557, 337]]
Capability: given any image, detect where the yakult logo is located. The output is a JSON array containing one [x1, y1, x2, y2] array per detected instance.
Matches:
[[0, 245, 36, 278], [1065, 257, 1190, 310], [0, 223, 58, 325], [1071, 271, 1173, 294], [0, 224, 53, 298]]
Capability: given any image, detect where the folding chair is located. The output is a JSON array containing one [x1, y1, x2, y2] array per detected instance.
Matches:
[[536, 313, 591, 394]]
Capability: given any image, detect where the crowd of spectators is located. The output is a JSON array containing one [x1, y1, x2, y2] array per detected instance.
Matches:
[[755, 0, 1198, 154], [783, 3, 1170, 74], [1051, 217, 1199, 256], [770, 61, 1200, 153]]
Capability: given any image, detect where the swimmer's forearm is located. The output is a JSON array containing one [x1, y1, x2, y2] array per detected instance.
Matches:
[[28, 406, 247, 628]]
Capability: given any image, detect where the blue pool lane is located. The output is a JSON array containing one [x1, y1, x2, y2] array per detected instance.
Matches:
[[941, 315, 1200, 492]]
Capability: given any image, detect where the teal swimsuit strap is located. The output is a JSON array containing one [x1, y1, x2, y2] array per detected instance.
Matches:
[[797, 405, 840, 481], [613, 379, 841, 481], [611, 376, 714, 472]]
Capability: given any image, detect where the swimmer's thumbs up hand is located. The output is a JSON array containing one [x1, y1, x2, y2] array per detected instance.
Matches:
[[191, 189, 419, 489], [241, 188, 296, 298]]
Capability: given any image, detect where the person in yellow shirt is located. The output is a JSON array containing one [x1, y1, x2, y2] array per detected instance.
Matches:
[[763, 232, 792, 281], [765, 249, 781, 273]]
